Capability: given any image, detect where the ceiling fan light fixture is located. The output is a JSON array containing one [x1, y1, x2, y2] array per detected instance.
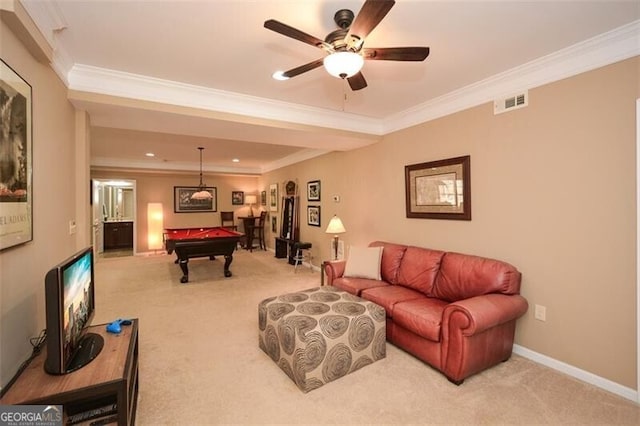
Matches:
[[323, 51, 364, 79], [272, 70, 289, 80]]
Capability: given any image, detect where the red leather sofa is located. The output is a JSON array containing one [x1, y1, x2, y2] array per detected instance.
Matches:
[[324, 241, 528, 384]]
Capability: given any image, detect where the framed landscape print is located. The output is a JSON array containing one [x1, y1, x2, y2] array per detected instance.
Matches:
[[405, 155, 471, 220], [307, 206, 321, 227], [307, 180, 320, 201], [0, 59, 33, 250], [174, 186, 217, 213], [232, 191, 244, 205]]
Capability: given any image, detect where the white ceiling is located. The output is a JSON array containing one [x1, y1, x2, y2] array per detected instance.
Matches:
[[21, 0, 640, 175]]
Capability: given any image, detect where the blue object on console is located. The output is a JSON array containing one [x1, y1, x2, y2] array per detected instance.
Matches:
[[106, 319, 133, 334]]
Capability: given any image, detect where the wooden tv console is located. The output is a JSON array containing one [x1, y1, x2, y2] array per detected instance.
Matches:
[[0, 319, 139, 425]]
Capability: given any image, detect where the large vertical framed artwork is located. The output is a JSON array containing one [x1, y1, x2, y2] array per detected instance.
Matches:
[[269, 183, 278, 212], [0, 59, 32, 250]]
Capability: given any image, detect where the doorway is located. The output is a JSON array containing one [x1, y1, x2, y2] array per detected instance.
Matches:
[[92, 179, 137, 258]]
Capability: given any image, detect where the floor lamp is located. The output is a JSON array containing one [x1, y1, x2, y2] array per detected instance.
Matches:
[[325, 215, 346, 261]]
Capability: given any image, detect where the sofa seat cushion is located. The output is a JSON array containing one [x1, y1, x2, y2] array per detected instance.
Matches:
[[396, 246, 446, 295], [332, 277, 390, 297], [361, 286, 424, 317], [393, 298, 448, 342]]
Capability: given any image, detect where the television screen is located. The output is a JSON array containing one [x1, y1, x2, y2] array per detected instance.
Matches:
[[45, 246, 103, 375], [61, 249, 93, 366]]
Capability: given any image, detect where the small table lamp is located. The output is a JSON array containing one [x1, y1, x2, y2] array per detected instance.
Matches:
[[325, 215, 346, 261], [245, 194, 257, 217]]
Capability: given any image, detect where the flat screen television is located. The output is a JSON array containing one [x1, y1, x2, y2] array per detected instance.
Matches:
[[44, 246, 104, 375]]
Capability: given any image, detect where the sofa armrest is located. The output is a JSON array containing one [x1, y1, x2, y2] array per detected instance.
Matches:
[[443, 293, 528, 335], [324, 260, 347, 286]]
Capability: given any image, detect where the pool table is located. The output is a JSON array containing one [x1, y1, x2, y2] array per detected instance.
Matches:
[[164, 227, 244, 283]]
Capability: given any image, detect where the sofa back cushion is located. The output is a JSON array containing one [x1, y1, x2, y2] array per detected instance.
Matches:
[[369, 241, 407, 284], [395, 246, 446, 295], [432, 252, 522, 302]]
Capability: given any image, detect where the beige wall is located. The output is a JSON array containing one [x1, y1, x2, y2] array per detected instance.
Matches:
[[262, 57, 640, 389], [0, 20, 89, 388], [90, 171, 260, 253]]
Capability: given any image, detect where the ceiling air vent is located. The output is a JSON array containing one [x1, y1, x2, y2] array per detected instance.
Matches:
[[494, 90, 528, 115]]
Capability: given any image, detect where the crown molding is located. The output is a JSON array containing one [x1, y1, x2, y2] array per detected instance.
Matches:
[[67, 20, 639, 138], [92, 147, 328, 175], [91, 156, 262, 176], [382, 20, 640, 133], [67, 64, 384, 136]]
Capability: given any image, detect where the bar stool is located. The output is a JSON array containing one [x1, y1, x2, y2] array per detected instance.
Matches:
[[293, 242, 313, 272]]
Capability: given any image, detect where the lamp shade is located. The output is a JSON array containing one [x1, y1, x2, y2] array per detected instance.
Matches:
[[323, 52, 364, 79], [191, 146, 213, 200], [325, 215, 346, 234], [245, 195, 257, 205], [191, 190, 212, 200]]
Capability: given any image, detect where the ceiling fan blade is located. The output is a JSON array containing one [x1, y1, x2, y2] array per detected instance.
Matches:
[[347, 72, 367, 91], [347, 0, 395, 44], [282, 58, 325, 78], [264, 19, 329, 50], [362, 47, 430, 61]]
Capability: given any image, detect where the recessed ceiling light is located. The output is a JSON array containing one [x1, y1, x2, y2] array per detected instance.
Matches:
[[145, 152, 155, 157], [232, 158, 240, 163], [272, 71, 289, 81]]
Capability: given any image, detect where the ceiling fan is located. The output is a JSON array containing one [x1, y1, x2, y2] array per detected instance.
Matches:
[[264, 0, 429, 91]]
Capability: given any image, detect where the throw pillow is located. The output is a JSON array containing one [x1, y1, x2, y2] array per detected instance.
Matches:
[[344, 246, 383, 280]]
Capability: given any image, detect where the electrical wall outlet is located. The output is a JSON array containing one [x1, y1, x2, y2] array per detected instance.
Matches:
[[534, 304, 546, 321]]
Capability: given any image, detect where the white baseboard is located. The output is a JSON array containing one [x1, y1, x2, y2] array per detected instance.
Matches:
[[513, 344, 638, 403]]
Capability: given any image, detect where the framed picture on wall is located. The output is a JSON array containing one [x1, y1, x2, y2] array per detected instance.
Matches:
[[269, 183, 278, 211], [307, 180, 320, 201], [261, 190, 267, 205], [0, 59, 33, 251], [232, 191, 244, 205], [174, 186, 217, 213], [307, 206, 321, 227], [271, 215, 277, 233], [405, 155, 471, 220]]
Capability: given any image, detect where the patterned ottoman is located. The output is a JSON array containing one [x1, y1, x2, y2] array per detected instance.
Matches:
[[258, 286, 386, 393]]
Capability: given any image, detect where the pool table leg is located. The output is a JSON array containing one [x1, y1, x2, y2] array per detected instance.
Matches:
[[179, 258, 189, 283], [223, 254, 233, 277]]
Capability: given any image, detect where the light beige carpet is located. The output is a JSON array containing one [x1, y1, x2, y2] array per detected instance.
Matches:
[[94, 250, 640, 425]]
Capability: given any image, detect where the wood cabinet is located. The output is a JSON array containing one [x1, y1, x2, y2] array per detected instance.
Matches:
[[0, 319, 139, 425], [104, 221, 133, 250]]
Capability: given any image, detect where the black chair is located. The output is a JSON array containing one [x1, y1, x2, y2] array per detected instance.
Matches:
[[247, 211, 267, 252], [220, 211, 237, 231]]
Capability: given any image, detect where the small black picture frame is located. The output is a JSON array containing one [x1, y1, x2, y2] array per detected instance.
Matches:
[[307, 205, 321, 227], [307, 180, 321, 201], [232, 191, 244, 205]]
